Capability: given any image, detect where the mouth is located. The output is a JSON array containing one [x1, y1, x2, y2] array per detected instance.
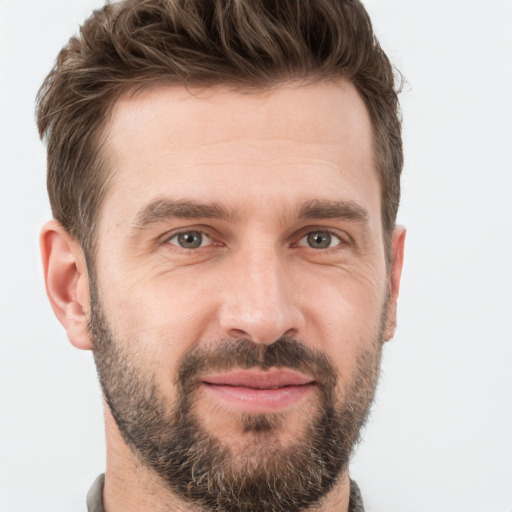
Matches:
[[200, 369, 317, 413]]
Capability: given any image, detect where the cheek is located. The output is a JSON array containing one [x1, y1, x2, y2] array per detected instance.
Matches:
[[297, 265, 387, 375], [98, 265, 221, 367]]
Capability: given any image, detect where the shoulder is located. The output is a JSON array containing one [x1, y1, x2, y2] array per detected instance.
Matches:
[[349, 479, 366, 512], [86, 474, 105, 512]]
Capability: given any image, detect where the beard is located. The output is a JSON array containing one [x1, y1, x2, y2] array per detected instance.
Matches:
[[89, 280, 384, 512]]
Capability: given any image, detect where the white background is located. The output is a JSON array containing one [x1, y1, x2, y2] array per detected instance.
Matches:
[[1, 1, 511, 511]]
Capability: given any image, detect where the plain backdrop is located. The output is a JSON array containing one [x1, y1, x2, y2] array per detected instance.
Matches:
[[1, 1, 511, 511]]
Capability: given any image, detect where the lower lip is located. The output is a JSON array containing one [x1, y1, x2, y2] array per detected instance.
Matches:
[[201, 383, 316, 413]]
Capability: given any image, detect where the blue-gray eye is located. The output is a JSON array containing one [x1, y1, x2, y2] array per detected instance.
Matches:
[[298, 231, 341, 249], [169, 231, 209, 249]]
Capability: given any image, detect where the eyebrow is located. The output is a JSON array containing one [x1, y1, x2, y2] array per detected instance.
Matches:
[[133, 197, 369, 229], [296, 199, 369, 223], [134, 198, 239, 228]]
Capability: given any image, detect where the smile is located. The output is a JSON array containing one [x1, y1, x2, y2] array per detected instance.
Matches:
[[200, 369, 317, 413]]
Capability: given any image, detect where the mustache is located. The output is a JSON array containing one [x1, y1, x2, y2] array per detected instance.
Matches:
[[177, 337, 338, 389]]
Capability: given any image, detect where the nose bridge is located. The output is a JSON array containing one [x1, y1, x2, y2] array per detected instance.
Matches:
[[219, 240, 304, 344]]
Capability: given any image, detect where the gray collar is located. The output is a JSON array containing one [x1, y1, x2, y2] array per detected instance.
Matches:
[[87, 473, 365, 512], [86, 474, 105, 512], [348, 479, 365, 512]]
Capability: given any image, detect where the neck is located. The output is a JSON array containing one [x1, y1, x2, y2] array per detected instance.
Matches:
[[102, 406, 352, 512]]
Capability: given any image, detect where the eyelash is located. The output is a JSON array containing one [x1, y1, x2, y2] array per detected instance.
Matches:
[[165, 229, 217, 250], [163, 227, 349, 252], [294, 230, 344, 250]]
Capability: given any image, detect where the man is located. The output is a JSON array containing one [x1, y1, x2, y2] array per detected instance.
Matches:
[[37, 0, 405, 511]]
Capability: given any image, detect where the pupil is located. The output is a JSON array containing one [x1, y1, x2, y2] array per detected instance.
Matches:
[[178, 232, 202, 248], [308, 231, 331, 249]]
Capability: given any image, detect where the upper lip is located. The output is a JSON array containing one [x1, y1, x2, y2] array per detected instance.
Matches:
[[201, 369, 315, 389]]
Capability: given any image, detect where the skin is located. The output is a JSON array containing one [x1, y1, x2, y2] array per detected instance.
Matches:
[[41, 80, 405, 512]]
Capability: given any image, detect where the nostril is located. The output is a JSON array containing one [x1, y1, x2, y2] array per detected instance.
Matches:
[[282, 327, 298, 339], [228, 328, 251, 340]]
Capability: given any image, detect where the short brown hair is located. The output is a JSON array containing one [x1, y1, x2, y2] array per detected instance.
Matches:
[[37, 0, 403, 261]]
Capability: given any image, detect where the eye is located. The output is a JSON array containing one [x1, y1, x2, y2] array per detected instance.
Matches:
[[297, 231, 342, 249], [167, 230, 212, 249]]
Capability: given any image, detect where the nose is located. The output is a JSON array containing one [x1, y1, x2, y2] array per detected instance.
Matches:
[[218, 246, 305, 345]]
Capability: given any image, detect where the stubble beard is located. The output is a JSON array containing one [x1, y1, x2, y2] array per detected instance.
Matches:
[[89, 279, 384, 512]]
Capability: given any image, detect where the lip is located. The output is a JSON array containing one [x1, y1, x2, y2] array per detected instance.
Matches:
[[200, 369, 316, 413]]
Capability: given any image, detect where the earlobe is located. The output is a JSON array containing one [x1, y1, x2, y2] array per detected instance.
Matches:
[[40, 220, 92, 350], [383, 226, 406, 341]]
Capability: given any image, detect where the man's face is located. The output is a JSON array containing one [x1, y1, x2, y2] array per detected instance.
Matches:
[[88, 81, 400, 510]]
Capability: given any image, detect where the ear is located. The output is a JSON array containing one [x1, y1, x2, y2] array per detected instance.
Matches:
[[40, 220, 92, 350], [383, 226, 406, 342]]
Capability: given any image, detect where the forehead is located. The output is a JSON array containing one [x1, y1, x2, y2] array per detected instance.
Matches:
[[100, 80, 380, 227]]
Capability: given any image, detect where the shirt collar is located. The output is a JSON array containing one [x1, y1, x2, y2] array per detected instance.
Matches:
[[87, 474, 365, 511]]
